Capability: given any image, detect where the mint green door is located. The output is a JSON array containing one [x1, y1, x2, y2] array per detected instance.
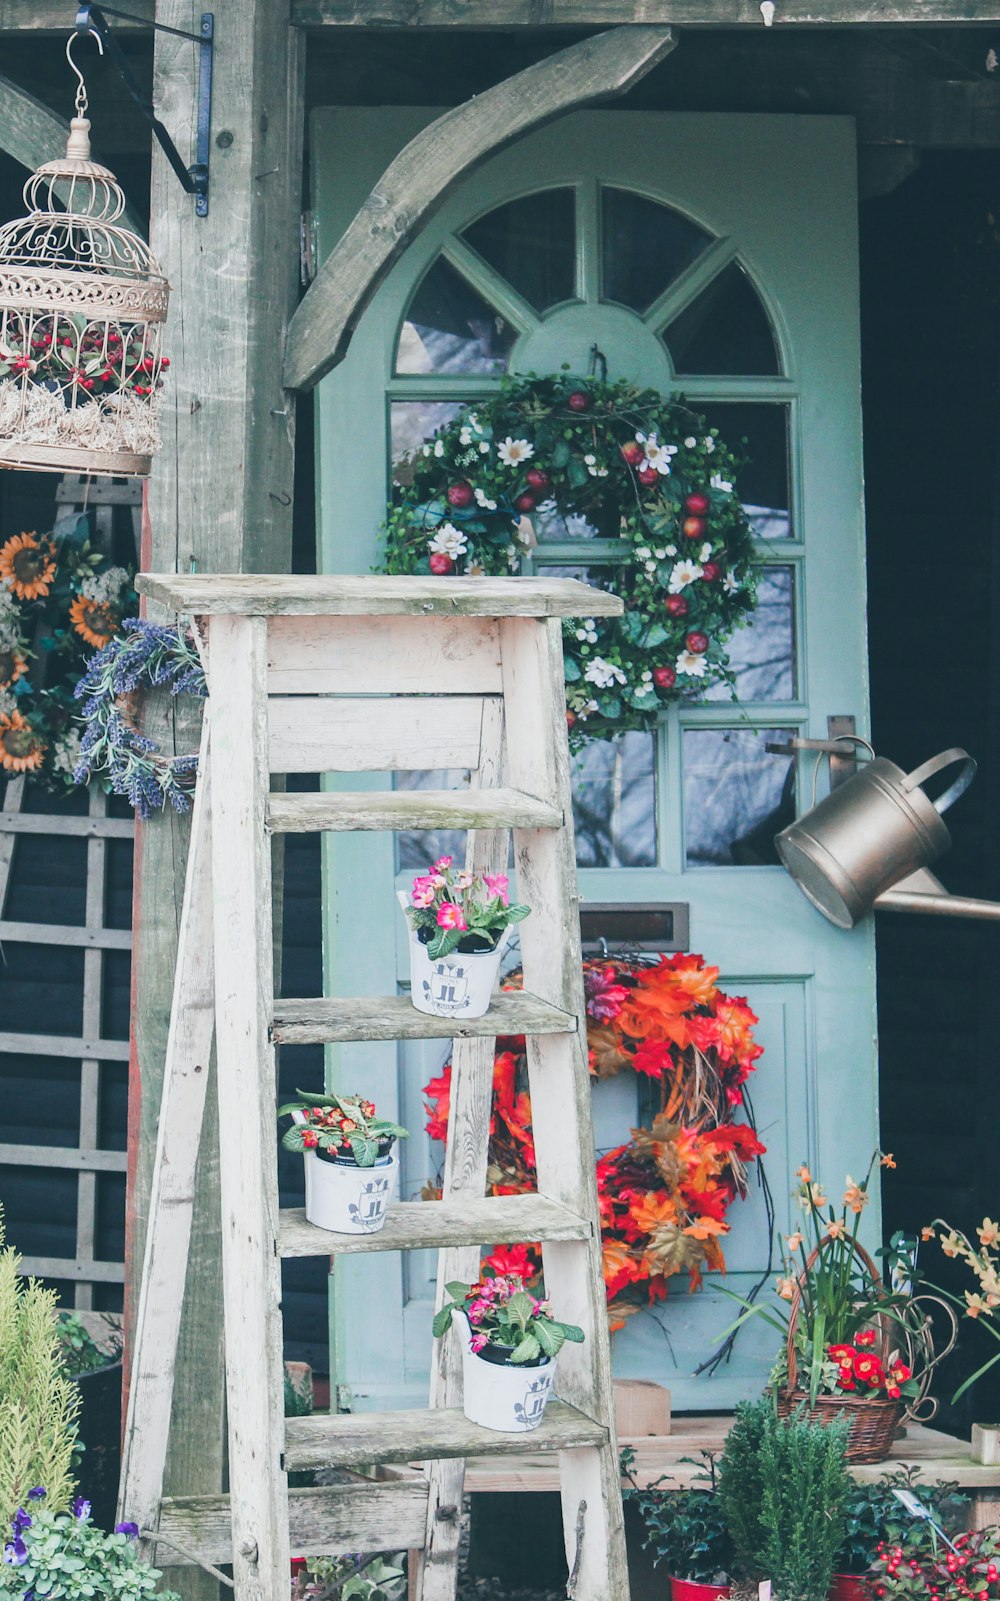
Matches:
[[311, 110, 878, 1412]]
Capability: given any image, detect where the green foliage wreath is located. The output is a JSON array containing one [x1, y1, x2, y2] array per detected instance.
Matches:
[[382, 374, 758, 742]]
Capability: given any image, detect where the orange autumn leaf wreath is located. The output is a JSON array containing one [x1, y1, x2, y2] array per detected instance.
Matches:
[[422, 953, 766, 1331]]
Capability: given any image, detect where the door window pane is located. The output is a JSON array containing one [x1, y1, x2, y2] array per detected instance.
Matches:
[[684, 727, 795, 867], [572, 734, 656, 868], [663, 262, 780, 376], [396, 258, 517, 376], [601, 188, 711, 314], [390, 402, 462, 483], [698, 403, 792, 541], [703, 565, 797, 703], [462, 189, 576, 312]]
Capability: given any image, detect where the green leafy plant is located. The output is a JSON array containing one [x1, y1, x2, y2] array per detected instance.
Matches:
[[292, 1553, 407, 1600], [405, 858, 529, 961], [56, 1313, 122, 1379], [758, 1406, 851, 1601], [0, 1208, 79, 1526], [837, 1471, 970, 1576], [279, 1091, 409, 1168], [870, 1526, 1000, 1601], [433, 1274, 584, 1365], [624, 1453, 735, 1583], [717, 1399, 771, 1583], [0, 1494, 180, 1598]]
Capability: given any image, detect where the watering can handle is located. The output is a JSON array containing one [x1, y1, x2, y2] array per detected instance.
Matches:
[[900, 748, 977, 814]]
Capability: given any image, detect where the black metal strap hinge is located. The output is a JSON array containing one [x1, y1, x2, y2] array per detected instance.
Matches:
[[75, 4, 214, 218]]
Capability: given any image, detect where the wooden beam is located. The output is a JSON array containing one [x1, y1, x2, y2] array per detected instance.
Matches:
[[128, 5, 304, 1601], [290, 0, 1000, 26], [282, 25, 677, 391]]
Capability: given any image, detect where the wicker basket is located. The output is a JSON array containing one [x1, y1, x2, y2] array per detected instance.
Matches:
[[777, 1236, 905, 1465]]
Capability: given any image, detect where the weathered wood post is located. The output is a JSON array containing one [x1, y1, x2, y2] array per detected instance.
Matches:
[[129, 4, 303, 1596]]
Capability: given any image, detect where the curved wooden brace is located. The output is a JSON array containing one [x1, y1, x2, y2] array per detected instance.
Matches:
[[282, 24, 677, 392], [0, 71, 146, 238]]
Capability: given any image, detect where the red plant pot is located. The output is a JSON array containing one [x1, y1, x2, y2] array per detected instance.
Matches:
[[830, 1574, 870, 1601], [670, 1578, 731, 1601]]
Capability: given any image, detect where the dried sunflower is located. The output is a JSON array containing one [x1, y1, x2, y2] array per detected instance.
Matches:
[[0, 531, 57, 600], [0, 709, 45, 772]]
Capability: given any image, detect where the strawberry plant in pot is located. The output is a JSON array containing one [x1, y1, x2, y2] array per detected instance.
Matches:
[[433, 1272, 583, 1433], [399, 857, 530, 1020], [279, 1092, 408, 1236]]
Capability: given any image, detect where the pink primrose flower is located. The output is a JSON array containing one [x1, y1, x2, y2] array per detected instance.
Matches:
[[434, 856, 453, 870], [467, 1300, 488, 1324], [437, 902, 467, 930], [411, 877, 436, 908], [470, 1334, 489, 1353], [483, 872, 510, 905]]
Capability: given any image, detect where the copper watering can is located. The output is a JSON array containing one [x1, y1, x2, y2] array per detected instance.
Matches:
[[774, 738, 1000, 928]]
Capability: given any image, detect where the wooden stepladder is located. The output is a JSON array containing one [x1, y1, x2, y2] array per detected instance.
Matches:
[[119, 574, 630, 1601]]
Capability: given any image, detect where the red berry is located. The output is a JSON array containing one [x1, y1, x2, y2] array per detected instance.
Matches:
[[701, 562, 722, 582], [160, 356, 170, 368], [652, 666, 676, 689], [637, 466, 659, 487], [665, 595, 688, 618], [525, 468, 550, 492], [686, 631, 709, 654], [447, 482, 474, 508], [684, 492, 710, 516], [682, 516, 707, 540], [99, 369, 114, 381], [513, 493, 535, 513], [620, 440, 645, 467], [429, 552, 454, 574], [566, 390, 591, 412]]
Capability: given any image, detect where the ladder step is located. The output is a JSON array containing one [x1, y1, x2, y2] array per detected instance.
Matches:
[[278, 1194, 592, 1258], [266, 788, 563, 834], [157, 1481, 429, 1566], [284, 1400, 608, 1472], [271, 989, 576, 1044]]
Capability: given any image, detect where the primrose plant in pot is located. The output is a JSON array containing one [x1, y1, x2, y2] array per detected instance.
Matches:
[[399, 858, 530, 1020], [279, 1091, 408, 1235], [433, 1272, 583, 1433]]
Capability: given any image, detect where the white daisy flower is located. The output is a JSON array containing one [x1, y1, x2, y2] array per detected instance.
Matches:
[[433, 439, 445, 457], [645, 561, 657, 574], [637, 433, 678, 475], [703, 436, 716, 452], [723, 570, 739, 594], [710, 472, 733, 493], [665, 544, 677, 557], [428, 523, 468, 559], [668, 559, 703, 593], [584, 657, 627, 690], [479, 440, 491, 453], [474, 487, 497, 511], [459, 427, 474, 446], [497, 437, 535, 467], [641, 670, 653, 683], [700, 543, 714, 563], [654, 548, 667, 560], [684, 436, 698, 449], [584, 453, 597, 465], [676, 650, 708, 678]]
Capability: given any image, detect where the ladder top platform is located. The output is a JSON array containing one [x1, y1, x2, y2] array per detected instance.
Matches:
[[136, 572, 625, 619]]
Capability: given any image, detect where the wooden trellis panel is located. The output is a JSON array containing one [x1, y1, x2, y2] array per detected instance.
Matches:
[[0, 776, 134, 1306]]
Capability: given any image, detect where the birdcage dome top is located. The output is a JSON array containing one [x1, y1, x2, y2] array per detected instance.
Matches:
[[0, 119, 167, 317]]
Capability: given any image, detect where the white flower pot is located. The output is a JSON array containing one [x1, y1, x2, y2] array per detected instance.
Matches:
[[455, 1312, 555, 1433], [301, 1142, 399, 1234], [398, 892, 513, 1019]]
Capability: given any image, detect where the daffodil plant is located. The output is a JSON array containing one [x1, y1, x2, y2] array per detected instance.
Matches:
[[921, 1216, 1000, 1401], [405, 857, 530, 961], [717, 1152, 926, 1405]]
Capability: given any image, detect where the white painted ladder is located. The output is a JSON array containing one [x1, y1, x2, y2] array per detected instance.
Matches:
[[118, 574, 629, 1601]]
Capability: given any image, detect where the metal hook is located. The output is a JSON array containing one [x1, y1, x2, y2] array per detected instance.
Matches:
[[66, 28, 104, 117]]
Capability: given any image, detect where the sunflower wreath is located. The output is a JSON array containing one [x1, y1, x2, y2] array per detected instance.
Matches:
[[0, 517, 136, 786], [423, 953, 766, 1330], [383, 374, 758, 744]]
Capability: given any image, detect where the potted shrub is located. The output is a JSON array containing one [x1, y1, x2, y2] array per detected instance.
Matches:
[[0, 1490, 180, 1599], [433, 1271, 584, 1433], [833, 1473, 970, 1601], [717, 1398, 851, 1601], [398, 858, 529, 1019], [279, 1091, 408, 1234], [626, 1465, 735, 1601]]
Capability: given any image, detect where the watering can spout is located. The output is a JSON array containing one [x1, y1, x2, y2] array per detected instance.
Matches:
[[875, 866, 1000, 922]]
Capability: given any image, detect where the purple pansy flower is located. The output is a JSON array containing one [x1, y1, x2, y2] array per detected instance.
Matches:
[[26, 1489, 45, 1501], [115, 1521, 139, 1538], [11, 1510, 31, 1533], [3, 1535, 28, 1565], [73, 1498, 91, 1521]]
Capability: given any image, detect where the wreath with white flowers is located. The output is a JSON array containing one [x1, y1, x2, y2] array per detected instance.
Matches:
[[382, 374, 758, 742]]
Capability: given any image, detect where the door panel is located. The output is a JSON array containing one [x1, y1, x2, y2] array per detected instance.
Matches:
[[311, 108, 878, 1411]]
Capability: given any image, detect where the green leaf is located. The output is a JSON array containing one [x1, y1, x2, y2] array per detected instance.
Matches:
[[445, 1280, 470, 1301], [348, 1132, 379, 1166], [432, 1306, 454, 1338], [563, 656, 581, 682], [551, 440, 570, 467], [642, 622, 669, 647], [508, 1333, 541, 1365], [280, 1127, 306, 1152], [567, 459, 589, 488], [426, 927, 463, 960], [504, 903, 531, 923], [506, 1290, 536, 1330], [534, 1318, 563, 1357]]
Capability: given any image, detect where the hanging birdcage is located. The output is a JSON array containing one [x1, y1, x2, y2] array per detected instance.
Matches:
[[0, 40, 169, 478]]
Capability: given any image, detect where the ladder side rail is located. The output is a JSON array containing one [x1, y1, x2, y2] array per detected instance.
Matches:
[[417, 696, 507, 1601], [207, 615, 291, 1601], [119, 720, 217, 1546], [499, 615, 629, 1601]]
